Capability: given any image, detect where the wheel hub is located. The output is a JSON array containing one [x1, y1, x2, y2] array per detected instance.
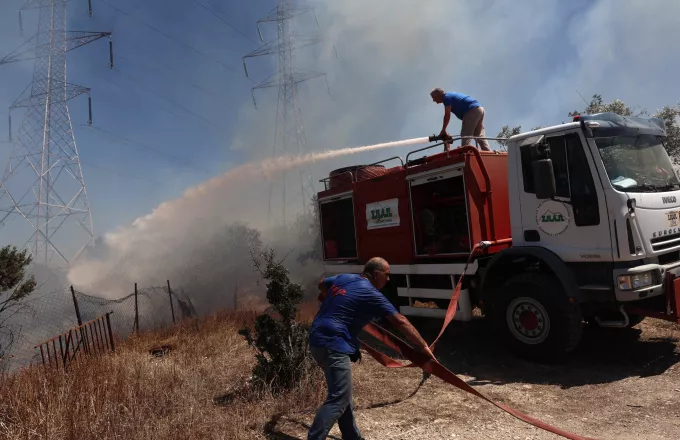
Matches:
[[519, 309, 539, 331], [506, 297, 551, 345]]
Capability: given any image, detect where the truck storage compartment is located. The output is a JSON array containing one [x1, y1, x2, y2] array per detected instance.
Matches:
[[409, 169, 471, 256], [353, 168, 414, 264], [320, 194, 357, 260]]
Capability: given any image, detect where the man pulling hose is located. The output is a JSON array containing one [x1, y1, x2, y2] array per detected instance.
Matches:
[[307, 257, 434, 440]]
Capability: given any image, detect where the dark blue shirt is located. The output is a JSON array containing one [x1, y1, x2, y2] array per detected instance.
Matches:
[[443, 92, 481, 120], [309, 274, 398, 354]]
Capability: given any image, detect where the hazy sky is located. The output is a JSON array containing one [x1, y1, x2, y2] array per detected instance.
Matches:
[[0, 0, 679, 262]]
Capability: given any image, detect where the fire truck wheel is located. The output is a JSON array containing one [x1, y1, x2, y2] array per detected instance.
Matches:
[[496, 273, 583, 361]]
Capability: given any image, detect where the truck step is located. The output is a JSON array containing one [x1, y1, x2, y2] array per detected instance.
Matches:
[[594, 306, 630, 328], [399, 288, 472, 321]]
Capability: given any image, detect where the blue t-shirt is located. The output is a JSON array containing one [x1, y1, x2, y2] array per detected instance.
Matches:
[[309, 274, 398, 354], [443, 92, 481, 120]]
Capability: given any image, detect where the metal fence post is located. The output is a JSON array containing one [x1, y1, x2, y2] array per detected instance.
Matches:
[[71, 286, 83, 326], [106, 312, 115, 352], [167, 279, 176, 324], [134, 283, 139, 333], [71, 286, 89, 356]]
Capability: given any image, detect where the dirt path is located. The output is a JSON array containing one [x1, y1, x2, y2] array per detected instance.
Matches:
[[268, 318, 680, 439]]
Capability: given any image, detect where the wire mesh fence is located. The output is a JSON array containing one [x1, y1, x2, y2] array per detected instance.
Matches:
[[0, 281, 196, 374]]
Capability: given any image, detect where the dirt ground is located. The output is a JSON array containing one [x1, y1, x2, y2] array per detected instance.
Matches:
[[267, 317, 680, 440]]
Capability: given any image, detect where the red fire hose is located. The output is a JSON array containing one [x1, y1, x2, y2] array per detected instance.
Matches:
[[359, 242, 597, 440]]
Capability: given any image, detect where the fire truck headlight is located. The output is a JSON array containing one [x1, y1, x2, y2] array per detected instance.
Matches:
[[617, 271, 654, 291]]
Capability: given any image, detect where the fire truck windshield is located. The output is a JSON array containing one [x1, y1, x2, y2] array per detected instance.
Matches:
[[595, 134, 680, 192]]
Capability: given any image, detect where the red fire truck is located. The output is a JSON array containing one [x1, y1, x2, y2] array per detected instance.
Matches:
[[317, 112, 680, 360]]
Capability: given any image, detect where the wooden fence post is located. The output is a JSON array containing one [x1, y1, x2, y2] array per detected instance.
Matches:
[[167, 280, 176, 323], [134, 282, 139, 333]]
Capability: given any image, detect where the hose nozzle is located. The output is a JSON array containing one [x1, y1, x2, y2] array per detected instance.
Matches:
[[429, 133, 453, 143]]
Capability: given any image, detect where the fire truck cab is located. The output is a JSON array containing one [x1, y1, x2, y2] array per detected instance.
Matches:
[[317, 112, 680, 360]]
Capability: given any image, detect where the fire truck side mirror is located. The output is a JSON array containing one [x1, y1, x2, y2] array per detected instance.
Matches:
[[533, 159, 556, 199]]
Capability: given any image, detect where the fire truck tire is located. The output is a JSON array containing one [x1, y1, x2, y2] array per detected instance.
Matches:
[[495, 272, 583, 361]]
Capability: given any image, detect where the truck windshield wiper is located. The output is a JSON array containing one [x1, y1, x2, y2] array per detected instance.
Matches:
[[651, 183, 680, 191], [616, 183, 661, 192]]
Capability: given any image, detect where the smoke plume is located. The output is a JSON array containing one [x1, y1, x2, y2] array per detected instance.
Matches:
[[66, 137, 430, 306], [26, 0, 680, 308]]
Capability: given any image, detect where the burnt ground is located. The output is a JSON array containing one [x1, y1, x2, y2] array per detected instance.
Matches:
[[267, 317, 680, 439]]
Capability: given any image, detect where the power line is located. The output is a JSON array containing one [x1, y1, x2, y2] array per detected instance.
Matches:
[[116, 54, 230, 105], [106, 65, 227, 134], [85, 60, 234, 146], [89, 63, 212, 131], [96, 0, 254, 83], [89, 125, 211, 174], [192, 0, 259, 45], [80, 158, 164, 187], [576, 89, 590, 107]]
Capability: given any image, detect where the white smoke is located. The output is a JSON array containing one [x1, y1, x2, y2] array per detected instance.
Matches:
[[67, 137, 430, 298], [46, 0, 680, 303]]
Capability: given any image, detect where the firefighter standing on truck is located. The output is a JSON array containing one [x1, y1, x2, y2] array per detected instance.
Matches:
[[307, 257, 435, 440], [430, 88, 491, 151]]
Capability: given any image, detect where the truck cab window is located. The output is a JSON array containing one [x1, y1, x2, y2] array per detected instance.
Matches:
[[519, 139, 569, 197], [565, 133, 600, 226], [521, 132, 599, 226], [520, 145, 535, 193], [546, 137, 570, 198]]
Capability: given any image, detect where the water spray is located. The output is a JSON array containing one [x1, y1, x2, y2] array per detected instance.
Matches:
[[200, 136, 433, 189], [68, 135, 434, 290]]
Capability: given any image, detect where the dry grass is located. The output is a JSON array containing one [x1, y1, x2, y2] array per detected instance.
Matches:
[[0, 305, 326, 440], [3, 299, 677, 440]]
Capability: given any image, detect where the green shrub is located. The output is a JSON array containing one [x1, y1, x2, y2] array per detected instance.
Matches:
[[238, 247, 315, 392]]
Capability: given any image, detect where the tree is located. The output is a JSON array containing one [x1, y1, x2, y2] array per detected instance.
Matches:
[[238, 247, 314, 392], [568, 94, 638, 118], [0, 246, 37, 362], [652, 104, 680, 157], [495, 125, 543, 148], [495, 125, 522, 148]]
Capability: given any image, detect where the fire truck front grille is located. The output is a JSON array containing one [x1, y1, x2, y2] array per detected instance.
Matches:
[[651, 232, 680, 252]]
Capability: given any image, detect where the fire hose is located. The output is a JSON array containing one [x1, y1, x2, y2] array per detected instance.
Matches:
[[359, 242, 597, 440]]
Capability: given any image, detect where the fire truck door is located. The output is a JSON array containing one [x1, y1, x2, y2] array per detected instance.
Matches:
[[517, 130, 612, 263]]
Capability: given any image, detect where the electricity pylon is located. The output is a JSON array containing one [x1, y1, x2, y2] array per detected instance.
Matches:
[[0, 0, 111, 264], [243, 0, 334, 226]]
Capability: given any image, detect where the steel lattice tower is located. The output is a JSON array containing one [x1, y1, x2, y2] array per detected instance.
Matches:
[[0, 0, 110, 264], [243, 0, 332, 226]]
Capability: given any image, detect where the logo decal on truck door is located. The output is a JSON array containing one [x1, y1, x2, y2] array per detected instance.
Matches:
[[366, 198, 400, 230], [535, 200, 570, 236]]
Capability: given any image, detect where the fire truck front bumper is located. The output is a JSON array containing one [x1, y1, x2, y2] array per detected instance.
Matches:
[[615, 261, 680, 324]]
